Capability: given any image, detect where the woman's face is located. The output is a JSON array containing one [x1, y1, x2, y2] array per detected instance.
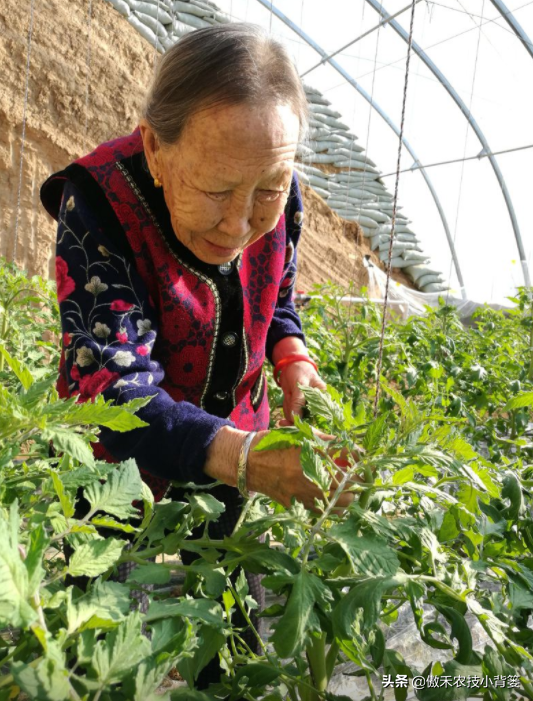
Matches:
[[140, 102, 300, 265]]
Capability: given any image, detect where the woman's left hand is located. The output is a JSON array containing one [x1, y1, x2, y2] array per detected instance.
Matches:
[[278, 359, 327, 423]]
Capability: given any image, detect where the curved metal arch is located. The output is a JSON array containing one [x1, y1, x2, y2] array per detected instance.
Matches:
[[365, 0, 531, 287], [254, 0, 465, 292], [489, 0, 533, 61]]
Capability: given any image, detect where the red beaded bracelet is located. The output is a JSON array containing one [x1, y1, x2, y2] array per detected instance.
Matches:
[[274, 354, 318, 386]]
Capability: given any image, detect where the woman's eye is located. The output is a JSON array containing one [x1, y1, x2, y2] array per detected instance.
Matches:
[[206, 191, 230, 201], [257, 190, 284, 203]]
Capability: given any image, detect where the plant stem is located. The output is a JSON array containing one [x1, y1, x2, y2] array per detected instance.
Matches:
[[0, 306, 9, 372], [306, 632, 328, 696]]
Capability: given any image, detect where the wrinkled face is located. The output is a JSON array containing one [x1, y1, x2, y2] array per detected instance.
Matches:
[[140, 102, 300, 265]]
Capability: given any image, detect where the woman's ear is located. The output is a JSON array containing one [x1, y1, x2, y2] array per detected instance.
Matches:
[[139, 119, 161, 180]]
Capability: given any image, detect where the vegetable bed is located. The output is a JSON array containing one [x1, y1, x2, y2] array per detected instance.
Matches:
[[1, 260, 533, 701]]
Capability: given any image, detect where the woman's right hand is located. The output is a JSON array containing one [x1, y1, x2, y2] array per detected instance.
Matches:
[[204, 426, 356, 512]]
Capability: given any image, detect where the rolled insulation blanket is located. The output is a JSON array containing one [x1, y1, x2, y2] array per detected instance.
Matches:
[[331, 172, 381, 183], [294, 168, 310, 185], [311, 113, 350, 130], [370, 234, 390, 250], [308, 104, 342, 119], [308, 140, 345, 153], [160, 34, 176, 50], [359, 209, 390, 224], [297, 163, 330, 179], [327, 199, 369, 209], [303, 83, 322, 96], [389, 257, 414, 268], [421, 282, 449, 293], [310, 154, 351, 165], [176, 11, 213, 27], [379, 249, 415, 264], [309, 127, 331, 140], [332, 149, 377, 167], [416, 273, 444, 288], [404, 265, 443, 283], [173, 21, 195, 36], [296, 144, 316, 159], [130, 0, 173, 22], [108, 0, 131, 16], [172, 0, 213, 16], [144, 0, 173, 8], [127, 14, 161, 47], [133, 11, 169, 37], [401, 252, 428, 263], [379, 241, 417, 252], [307, 94, 332, 106], [361, 226, 375, 237], [312, 186, 330, 199], [307, 174, 331, 190], [212, 10, 232, 22], [395, 233, 418, 242]]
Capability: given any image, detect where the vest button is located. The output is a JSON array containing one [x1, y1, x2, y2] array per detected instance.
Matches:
[[214, 391, 229, 401], [221, 332, 238, 348], [218, 262, 233, 276]]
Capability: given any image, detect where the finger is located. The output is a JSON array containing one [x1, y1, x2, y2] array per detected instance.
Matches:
[[286, 388, 306, 420], [309, 376, 327, 390]]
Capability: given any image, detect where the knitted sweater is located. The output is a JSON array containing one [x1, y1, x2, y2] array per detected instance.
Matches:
[[40, 129, 306, 500]]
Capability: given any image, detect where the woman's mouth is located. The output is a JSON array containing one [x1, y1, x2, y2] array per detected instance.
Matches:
[[203, 239, 243, 258]]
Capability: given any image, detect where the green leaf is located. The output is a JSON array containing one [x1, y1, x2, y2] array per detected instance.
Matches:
[[271, 571, 331, 658], [435, 605, 473, 664], [68, 538, 124, 577], [145, 597, 225, 628], [126, 562, 170, 586], [51, 472, 75, 519], [333, 576, 404, 638], [12, 652, 71, 701], [25, 524, 48, 596], [42, 427, 95, 468], [90, 612, 151, 687], [0, 345, 34, 389], [254, 428, 301, 451], [187, 492, 226, 523], [177, 626, 225, 686], [301, 439, 330, 492], [363, 412, 389, 452], [505, 391, 533, 411], [501, 471, 525, 520], [392, 466, 414, 485], [91, 515, 139, 533], [300, 385, 344, 427], [84, 459, 143, 519], [0, 502, 36, 627], [329, 521, 400, 576], [234, 662, 281, 688], [63, 394, 153, 430], [66, 581, 130, 634]]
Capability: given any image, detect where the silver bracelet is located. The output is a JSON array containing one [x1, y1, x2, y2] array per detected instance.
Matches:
[[237, 431, 257, 499]]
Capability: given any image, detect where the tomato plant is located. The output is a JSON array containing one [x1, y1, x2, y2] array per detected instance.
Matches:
[[1, 261, 533, 701]]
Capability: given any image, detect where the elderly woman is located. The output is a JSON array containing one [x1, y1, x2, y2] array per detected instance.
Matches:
[[40, 23, 352, 690]]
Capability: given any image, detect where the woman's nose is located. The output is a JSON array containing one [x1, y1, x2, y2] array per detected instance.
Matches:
[[217, 197, 253, 238]]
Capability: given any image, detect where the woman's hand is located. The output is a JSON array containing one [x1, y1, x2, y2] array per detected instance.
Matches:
[[204, 426, 356, 513], [277, 360, 326, 424], [272, 336, 326, 424]]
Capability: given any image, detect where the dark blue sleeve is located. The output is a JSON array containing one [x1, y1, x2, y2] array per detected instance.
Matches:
[[56, 181, 233, 485], [265, 172, 307, 363]]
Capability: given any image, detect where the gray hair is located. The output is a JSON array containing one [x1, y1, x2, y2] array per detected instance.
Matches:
[[143, 23, 308, 145]]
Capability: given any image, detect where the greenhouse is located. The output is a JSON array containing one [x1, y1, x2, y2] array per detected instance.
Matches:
[[0, 0, 532, 699]]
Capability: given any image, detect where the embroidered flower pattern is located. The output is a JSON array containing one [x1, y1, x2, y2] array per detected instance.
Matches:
[[76, 346, 95, 367], [116, 330, 128, 344], [56, 257, 76, 303], [93, 322, 111, 338], [85, 276, 108, 296], [137, 318, 152, 336], [98, 245, 110, 257], [113, 350, 136, 367], [66, 196, 75, 211], [110, 300, 134, 312]]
